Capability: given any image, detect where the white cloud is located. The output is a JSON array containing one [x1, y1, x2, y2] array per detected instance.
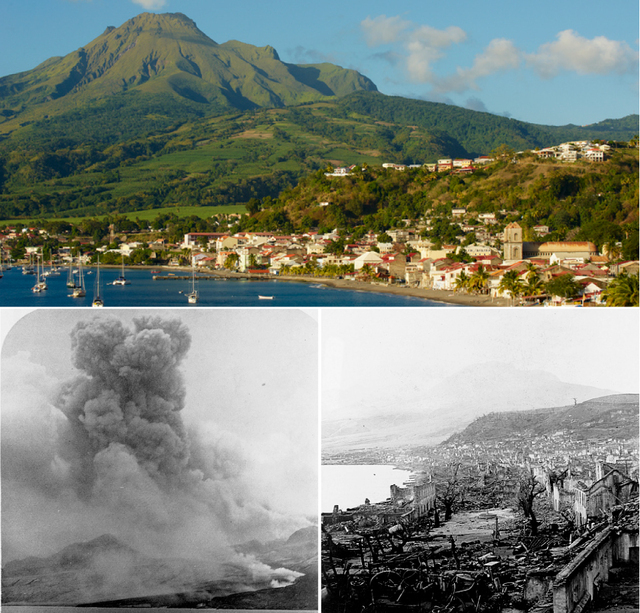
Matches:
[[410, 24, 467, 49], [527, 30, 639, 79], [362, 16, 468, 83], [132, 0, 167, 9], [361, 15, 412, 47], [433, 38, 520, 93], [405, 25, 467, 82]]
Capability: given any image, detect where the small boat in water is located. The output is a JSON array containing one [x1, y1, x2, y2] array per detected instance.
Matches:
[[32, 253, 47, 293], [22, 254, 36, 275], [187, 265, 198, 304], [113, 255, 130, 286], [66, 259, 78, 288], [92, 257, 104, 307], [71, 258, 86, 298], [258, 295, 274, 300]]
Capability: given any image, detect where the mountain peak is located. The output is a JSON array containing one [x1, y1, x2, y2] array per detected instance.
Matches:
[[0, 11, 376, 126]]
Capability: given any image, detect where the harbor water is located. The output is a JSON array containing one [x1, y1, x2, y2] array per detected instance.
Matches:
[[322, 464, 413, 513], [0, 267, 451, 307]]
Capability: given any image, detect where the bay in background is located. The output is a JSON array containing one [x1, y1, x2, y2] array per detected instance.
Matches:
[[0, 267, 450, 307], [322, 464, 413, 513]]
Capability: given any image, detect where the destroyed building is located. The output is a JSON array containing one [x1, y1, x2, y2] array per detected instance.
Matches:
[[322, 473, 436, 528], [322, 467, 638, 613], [573, 467, 638, 527], [390, 472, 436, 520]]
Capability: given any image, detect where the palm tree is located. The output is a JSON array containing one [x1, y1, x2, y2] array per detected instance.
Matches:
[[303, 258, 318, 275], [223, 252, 239, 270], [498, 270, 525, 304], [524, 274, 545, 297], [525, 262, 538, 277], [469, 264, 489, 294], [604, 240, 622, 263], [601, 272, 639, 307], [454, 270, 470, 293]]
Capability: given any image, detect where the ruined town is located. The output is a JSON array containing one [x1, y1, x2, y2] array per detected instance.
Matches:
[[321, 394, 639, 613]]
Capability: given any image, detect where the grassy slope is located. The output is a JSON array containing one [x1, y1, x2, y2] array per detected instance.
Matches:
[[0, 12, 377, 138], [5, 204, 245, 225], [0, 90, 637, 222]]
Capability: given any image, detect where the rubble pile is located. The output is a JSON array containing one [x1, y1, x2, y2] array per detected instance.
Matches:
[[321, 498, 639, 613]]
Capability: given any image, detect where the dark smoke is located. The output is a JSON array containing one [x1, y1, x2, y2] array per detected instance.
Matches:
[[56, 316, 192, 498], [2, 315, 307, 587]]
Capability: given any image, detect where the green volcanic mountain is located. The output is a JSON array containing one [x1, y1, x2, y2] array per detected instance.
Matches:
[[0, 11, 377, 132], [0, 12, 637, 222]]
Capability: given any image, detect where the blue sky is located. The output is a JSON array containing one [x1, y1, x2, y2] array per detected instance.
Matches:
[[1, 0, 638, 126]]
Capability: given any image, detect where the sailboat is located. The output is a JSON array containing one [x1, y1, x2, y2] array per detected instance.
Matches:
[[32, 253, 47, 292], [187, 265, 199, 304], [92, 257, 104, 307], [66, 259, 77, 288], [22, 253, 35, 275], [71, 257, 86, 298], [47, 257, 60, 276], [113, 254, 130, 285]]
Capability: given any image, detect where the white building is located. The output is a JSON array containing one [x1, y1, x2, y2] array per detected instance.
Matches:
[[354, 251, 384, 270]]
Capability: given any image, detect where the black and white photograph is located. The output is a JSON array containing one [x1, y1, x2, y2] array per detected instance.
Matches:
[[1, 308, 318, 610], [321, 308, 639, 613]]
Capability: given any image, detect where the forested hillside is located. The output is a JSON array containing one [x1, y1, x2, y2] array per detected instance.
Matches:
[[0, 95, 636, 222], [237, 146, 638, 254], [0, 12, 636, 227]]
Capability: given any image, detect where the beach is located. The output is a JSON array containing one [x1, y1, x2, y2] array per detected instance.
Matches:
[[203, 270, 512, 306]]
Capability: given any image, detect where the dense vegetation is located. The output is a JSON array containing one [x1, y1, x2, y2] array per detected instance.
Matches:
[[339, 92, 639, 157], [234, 147, 638, 256], [0, 10, 636, 249], [0, 93, 637, 225]]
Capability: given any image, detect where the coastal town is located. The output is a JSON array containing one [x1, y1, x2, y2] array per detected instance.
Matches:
[[322, 394, 639, 613], [1, 137, 637, 306], [181, 218, 637, 306], [2, 221, 637, 306]]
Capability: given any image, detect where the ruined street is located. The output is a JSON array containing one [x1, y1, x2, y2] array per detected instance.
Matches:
[[322, 494, 638, 613]]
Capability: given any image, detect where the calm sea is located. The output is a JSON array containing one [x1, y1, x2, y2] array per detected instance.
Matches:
[[0, 267, 452, 307], [322, 464, 413, 512]]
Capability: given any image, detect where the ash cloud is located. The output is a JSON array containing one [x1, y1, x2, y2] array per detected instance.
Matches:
[[2, 315, 310, 587]]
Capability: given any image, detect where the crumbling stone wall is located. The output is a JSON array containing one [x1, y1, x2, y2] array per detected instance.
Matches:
[[552, 526, 614, 613], [612, 529, 639, 564]]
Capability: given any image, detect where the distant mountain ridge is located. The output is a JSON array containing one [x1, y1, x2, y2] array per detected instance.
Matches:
[[445, 393, 639, 445], [0, 11, 377, 132], [2, 529, 317, 606], [322, 364, 620, 452]]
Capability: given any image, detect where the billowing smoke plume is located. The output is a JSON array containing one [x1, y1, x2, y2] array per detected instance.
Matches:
[[2, 315, 309, 590]]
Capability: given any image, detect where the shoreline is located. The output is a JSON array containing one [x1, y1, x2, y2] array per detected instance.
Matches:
[[46, 263, 511, 306], [272, 275, 511, 306], [149, 266, 510, 306]]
